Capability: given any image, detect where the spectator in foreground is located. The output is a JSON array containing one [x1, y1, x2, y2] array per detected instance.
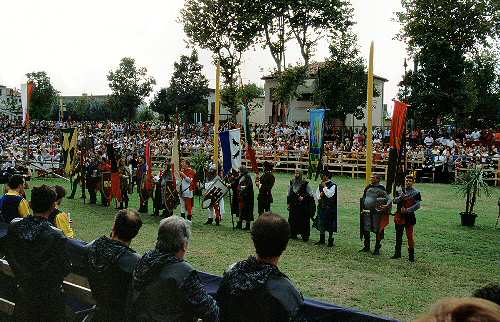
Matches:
[[216, 212, 305, 322], [2, 185, 71, 322], [473, 283, 500, 306], [85, 209, 143, 322], [127, 216, 219, 322], [0, 175, 30, 223], [414, 297, 500, 322], [48, 185, 74, 238]]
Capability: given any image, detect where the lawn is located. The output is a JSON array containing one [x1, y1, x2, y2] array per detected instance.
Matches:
[[25, 174, 500, 321]]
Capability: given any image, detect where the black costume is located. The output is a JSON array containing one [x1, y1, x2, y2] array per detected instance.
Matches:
[[86, 159, 99, 204], [287, 176, 315, 242], [314, 177, 338, 247], [216, 256, 305, 322], [2, 216, 71, 322], [360, 183, 391, 255], [127, 249, 219, 322], [257, 171, 275, 215], [85, 236, 140, 322], [68, 156, 86, 200], [236, 169, 254, 230], [229, 170, 240, 219]]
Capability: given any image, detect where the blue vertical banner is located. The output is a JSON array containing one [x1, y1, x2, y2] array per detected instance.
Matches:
[[309, 109, 326, 177]]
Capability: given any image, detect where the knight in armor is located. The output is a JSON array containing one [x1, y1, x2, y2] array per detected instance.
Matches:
[[153, 161, 175, 217], [314, 170, 338, 247], [216, 213, 305, 322], [127, 216, 219, 322], [118, 158, 130, 209], [256, 161, 275, 216], [178, 159, 196, 221], [359, 174, 392, 255], [287, 170, 315, 242], [1, 185, 71, 322], [204, 166, 224, 226], [85, 209, 143, 322], [236, 166, 254, 230], [48, 185, 74, 238], [67, 150, 86, 200], [392, 175, 421, 262]]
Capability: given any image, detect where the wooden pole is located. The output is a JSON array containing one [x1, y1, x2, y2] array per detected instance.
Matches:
[[213, 62, 221, 170], [365, 42, 374, 186]]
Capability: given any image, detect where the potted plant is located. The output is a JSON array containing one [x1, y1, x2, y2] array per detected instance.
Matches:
[[455, 165, 490, 227]]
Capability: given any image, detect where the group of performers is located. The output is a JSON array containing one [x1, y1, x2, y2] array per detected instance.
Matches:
[[67, 147, 420, 262]]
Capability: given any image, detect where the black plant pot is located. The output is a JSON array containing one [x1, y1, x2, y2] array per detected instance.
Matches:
[[460, 212, 477, 227]]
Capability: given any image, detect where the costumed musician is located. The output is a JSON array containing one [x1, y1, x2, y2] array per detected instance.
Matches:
[[287, 169, 315, 242], [256, 161, 275, 216]]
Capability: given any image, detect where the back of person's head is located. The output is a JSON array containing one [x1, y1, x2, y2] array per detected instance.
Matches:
[[156, 216, 191, 253], [53, 185, 66, 202], [113, 209, 143, 242], [473, 284, 500, 306], [8, 175, 24, 190], [415, 297, 500, 322], [31, 185, 57, 214], [251, 212, 290, 258]]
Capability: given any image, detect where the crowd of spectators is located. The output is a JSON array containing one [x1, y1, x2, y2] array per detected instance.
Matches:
[[1, 116, 498, 180]]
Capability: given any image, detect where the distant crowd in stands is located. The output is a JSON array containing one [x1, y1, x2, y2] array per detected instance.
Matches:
[[0, 176, 499, 321], [1, 116, 498, 181]]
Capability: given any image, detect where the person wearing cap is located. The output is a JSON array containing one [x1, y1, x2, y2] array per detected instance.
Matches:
[[392, 175, 421, 262], [314, 170, 338, 247], [236, 166, 254, 230], [256, 161, 275, 216], [359, 174, 392, 255]]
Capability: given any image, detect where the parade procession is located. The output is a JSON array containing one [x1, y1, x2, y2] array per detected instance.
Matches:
[[0, 0, 499, 321]]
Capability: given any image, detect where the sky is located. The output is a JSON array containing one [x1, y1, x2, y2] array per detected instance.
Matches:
[[0, 0, 407, 110]]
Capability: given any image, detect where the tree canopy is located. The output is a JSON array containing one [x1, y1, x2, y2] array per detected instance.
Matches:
[[26, 71, 59, 120]]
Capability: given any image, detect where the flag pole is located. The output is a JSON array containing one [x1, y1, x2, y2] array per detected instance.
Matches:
[[213, 61, 221, 171], [365, 42, 374, 186]]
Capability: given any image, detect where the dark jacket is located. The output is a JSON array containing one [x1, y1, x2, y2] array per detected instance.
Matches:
[[216, 256, 305, 322], [85, 236, 140, 322], [127, 249, 219, 322], [0, 194, 23, 223], [2, 216, 71, 322]]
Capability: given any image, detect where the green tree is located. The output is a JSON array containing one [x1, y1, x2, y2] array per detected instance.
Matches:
[[272, 65, 308, 122], [150, 88, 175, 120], [314, 31, 367, 121], [166, 50, 209, 122], [181, 0, 261, 116], [107, 57, 155, 121], [396, 0, 499, 126], [237, 83, 264, 115], [26, 71, 59, 120]]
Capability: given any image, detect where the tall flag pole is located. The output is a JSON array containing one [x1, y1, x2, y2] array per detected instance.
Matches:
[[365, 42, 374, 186], [213, 61, 221, 170], [21, 82, 34, 161]]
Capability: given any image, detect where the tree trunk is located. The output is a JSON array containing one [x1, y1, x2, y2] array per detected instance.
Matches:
[[465, 191, 470, 214], [470, 187, 477, 214]]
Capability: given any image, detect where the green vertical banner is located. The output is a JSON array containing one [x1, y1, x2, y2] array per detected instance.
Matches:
[[308, 109, 326, 178]]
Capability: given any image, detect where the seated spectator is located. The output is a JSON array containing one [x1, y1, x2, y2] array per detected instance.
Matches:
[[0, 175, 30, 223], [2, 185, 71, 322], [48, 185, 74, 238], [473, 283, 500, 306], [414, 297, 500, 322], [85, 209, 143, 322], [127, 216, 219, 322], [216, 212, 305, 322]]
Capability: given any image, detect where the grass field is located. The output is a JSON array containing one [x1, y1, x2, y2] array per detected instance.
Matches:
[[25, 174, 500, 321]]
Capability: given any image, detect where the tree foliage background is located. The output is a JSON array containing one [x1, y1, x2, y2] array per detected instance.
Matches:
[[26, 71, 59, 120]]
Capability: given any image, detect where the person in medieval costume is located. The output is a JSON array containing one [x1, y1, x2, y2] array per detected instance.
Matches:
[[236, 166, 254, 230], [99, 156, 112, 207], [67, 150, 86, 200], [137, 157, 150, 213], [359, 174, 392, 255], [153, 160, 175, 217], [85, 154, 99, 205], [392, 175, 421, 262], [228, 169, 240, 221], [256, 161, 275, 216], [314, 169, 338, 247], [178, 159, 196, 221], [287, 169, 315, 242], [118, 158, 130, 210], [204, 166, 225, 226]]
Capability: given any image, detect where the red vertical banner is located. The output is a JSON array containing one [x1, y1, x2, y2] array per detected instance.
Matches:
[[390, 101, 408, 150], [145, 140, 152, 190]]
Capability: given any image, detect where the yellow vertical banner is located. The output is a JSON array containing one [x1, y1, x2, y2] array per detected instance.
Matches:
[[213, 61, 221, 170], [365, 42, 374, 186]]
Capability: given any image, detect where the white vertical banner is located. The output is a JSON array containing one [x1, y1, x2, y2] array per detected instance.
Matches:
[[21, 83, 28, 126]]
